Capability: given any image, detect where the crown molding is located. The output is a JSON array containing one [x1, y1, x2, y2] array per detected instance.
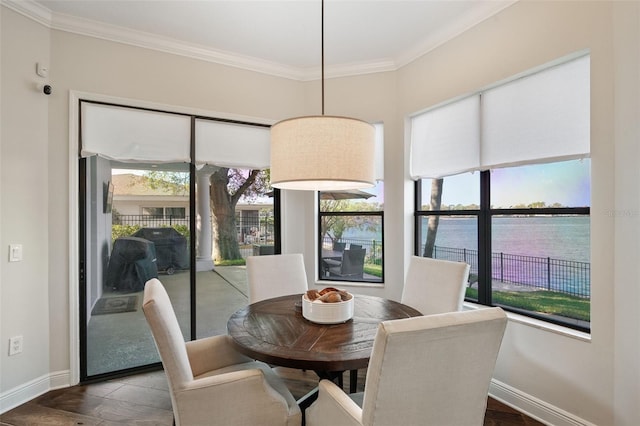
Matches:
[[2, 0, 51, 27], [299, 59, 397, 81], [50, 6, 309, 81], [396, 0, 518, 68], [2, 0, 518, 81], [1, 0, 308, 80]]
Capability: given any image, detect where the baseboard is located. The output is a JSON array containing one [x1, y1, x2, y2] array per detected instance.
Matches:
[[490, 379, 597, 426], [0, 370, 71, 414], [0, 371, 596, 423]]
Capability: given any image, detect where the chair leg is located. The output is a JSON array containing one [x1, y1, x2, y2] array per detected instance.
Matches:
[[350, 369, 358, 393]]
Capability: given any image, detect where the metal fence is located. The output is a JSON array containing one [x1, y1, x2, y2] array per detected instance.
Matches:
[[432, 245, 590, 298], [115, 214, 189, 227], [116, 217, 590, 296], [114, 214, 275, 259]]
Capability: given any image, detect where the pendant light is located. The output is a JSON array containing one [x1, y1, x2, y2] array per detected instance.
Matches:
[[270, 0, 375, 191]]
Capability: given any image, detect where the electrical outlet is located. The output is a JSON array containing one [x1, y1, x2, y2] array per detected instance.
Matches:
[[9, 336, 23, 356]]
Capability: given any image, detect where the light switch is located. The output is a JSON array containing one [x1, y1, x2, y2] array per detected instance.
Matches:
[[9, 244, 23, 262], [36, 62, 48, 78]]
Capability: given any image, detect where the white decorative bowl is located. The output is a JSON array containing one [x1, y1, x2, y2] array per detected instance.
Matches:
[[302, 293, 354, 324]]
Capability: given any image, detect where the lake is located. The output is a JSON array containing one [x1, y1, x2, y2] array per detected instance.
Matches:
[[345, 215, 590, 263], [344, 215, 591, 296]]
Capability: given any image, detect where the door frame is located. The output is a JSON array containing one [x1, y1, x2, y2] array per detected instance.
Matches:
[[68, 90, 276, 384]]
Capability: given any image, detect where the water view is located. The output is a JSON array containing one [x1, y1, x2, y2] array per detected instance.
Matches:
[[431, 216, 590, 263], [345, 216, 590, 263]]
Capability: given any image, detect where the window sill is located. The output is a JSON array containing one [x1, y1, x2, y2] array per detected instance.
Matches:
[[463, 301, 592, 342]]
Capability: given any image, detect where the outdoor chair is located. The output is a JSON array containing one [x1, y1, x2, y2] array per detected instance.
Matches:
[[322, 242, 345, 275], [305, 307, 507, 426], [328, 248, 366, 279], [333, 241, 346, 252], [401, 256, 470, 316], [246, 253, 308, 303], [349, 244, 362, 250], [142, 278, 301, 426]]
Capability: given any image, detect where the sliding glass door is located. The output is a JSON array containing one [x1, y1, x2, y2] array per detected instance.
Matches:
[[79, 101, 275, 381], [82, 158, 192, 377]]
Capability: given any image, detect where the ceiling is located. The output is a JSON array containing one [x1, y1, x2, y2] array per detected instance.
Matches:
[[15, 0, 516, 80]]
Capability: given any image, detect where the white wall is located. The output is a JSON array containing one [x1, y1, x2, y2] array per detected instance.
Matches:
[[395, 2, 638, 424], [1, 1, 638, 424], [43, 25, 310, 384], [0, 5, 52, 407], [612, 2, 640, 424]]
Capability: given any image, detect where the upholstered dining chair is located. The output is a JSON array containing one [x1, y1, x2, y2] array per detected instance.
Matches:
[[401, 255, 471, 316], [246, 253, 308, 304], [305, 307, 507, 426], [142, 279, 302, 426]]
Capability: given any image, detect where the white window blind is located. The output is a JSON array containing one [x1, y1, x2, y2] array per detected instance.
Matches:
[[410, 54, 590, 179], [81, 102, 191, 163], [195, 119, 270, 169], [410, 95, 481, 179], [482, 55, 590, 168]]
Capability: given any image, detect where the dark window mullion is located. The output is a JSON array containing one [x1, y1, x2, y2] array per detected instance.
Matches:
[[189, 116, 197, 341], [478, 170, 492, 305], [414, 180, 422, 256]]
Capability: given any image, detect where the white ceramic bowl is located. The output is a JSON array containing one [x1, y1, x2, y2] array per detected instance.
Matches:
[[302, 293, 354, 324]]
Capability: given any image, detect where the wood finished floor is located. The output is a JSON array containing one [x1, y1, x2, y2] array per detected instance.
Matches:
[[1, 368, 545, 425]]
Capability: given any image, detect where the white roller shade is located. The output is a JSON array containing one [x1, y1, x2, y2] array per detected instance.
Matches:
[[195, 119, 270, 169], [481, 55, 590, 168], [81, 102, 191, 163], [410, 95, 480, 179]]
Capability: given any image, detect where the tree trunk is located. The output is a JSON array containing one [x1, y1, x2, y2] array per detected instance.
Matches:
[[423, 179, 443, 258], [210, 169, 242, 261]]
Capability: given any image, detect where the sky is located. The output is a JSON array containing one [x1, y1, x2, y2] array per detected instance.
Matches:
[[422, 159, 591, 208], [115, 160, 590, 209]]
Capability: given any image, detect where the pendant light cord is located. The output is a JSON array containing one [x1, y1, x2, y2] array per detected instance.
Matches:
[[321, 0, 325, 115]]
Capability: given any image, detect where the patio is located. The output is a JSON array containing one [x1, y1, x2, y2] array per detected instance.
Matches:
[[86, 266, 250, 376]]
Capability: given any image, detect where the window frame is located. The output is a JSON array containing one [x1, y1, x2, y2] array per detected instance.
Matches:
[[317, 198, 384, 284], [414, 170, 590, 332]]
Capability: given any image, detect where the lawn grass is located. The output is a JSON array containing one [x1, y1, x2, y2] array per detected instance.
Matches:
[[215, 258, 246, 266], [214, 260, 384, 275], [465, 287, 590, 322], [364, 263, 382, 277]]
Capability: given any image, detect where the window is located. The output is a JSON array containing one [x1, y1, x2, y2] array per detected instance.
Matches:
[[317, 123, 384, 284], [142, 207, 163, 216], [166, 207, 186, 218], [142, 207, 185, 218], [411, 53, 590, 331], [416, 160, 590, 330], [416, 172, 479, 297], [318, 182, 384, 283]]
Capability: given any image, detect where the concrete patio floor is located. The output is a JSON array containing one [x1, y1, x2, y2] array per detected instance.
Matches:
[[86, 266, 249, 376]]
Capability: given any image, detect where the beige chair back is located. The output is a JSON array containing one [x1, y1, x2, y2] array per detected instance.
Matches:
[[402, 255, 470, 315], [246, 253, 308, 303], [142, 279, 192, 407], [361, 307, 507, 426]]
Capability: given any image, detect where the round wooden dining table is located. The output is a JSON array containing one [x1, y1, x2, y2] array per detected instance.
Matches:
[[226, 293, 422, 375]]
